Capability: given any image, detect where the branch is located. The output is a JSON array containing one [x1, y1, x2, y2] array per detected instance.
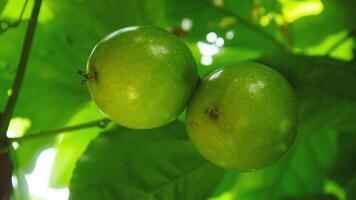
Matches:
[[208, 3, 288, 51], [10, 118, 111, 142], [0, 0, 29, 35], [0, 0, 42, 145], [326, 29, 356, 55]]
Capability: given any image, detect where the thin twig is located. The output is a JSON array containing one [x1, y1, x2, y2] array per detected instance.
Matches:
[[0, 0, 29, 35], [208, 3, 288, 51], [10, 118, 111, 142], [326, 29, 356, 55], [0, 0, 42, 145]]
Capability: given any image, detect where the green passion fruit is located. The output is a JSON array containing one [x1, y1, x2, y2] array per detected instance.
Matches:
[[85, 26, 199, 129], [186, 62, 297, 171]]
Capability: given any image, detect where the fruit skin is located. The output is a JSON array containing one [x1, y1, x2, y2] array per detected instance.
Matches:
[[185, 62, 297, 171], [86, 26, 199, 129]]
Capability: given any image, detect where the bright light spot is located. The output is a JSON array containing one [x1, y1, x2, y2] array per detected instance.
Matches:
[[7, 89, 12, 96], [208, 69, 224, 81], [324, 179, 346, 200], [210, 191, 234, 200], [259, 13, 274, 26], [11, 176, 18, 188], [1, 0, 54, 22], [199, 32, 224, 66], [201, 56, 213, 66], [281, 0, 324, 23], [6, 117, 31, 138], [304, 30, 354, 61], [197, 41, 220, 66], [248, 81, 265, 93], [213, 0, 224, 7], [57, 134, 65, 144], [25, 148, 69, 200], [103, 27, 138, 42], [206, 32, 218, 43], [274, 15, 285, 25], [149, 44, 169, 56], [197, 41, 220, 56], [215, 37, 225, 47], [181, 18, 193, 31], [12, 142, 20, 150], [127, 87, 139, 100], [226, 31, 234, 40]]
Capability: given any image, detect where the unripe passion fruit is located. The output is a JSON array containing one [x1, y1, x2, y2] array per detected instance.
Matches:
[[86, 26, 199, 129], [186, 62, 297, 171]]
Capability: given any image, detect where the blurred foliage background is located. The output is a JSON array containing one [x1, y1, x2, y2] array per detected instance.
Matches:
[[0, 0, 355, 199]]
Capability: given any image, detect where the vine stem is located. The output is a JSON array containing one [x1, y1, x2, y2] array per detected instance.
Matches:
[[208, 3, 289, 52], [10, 118, 111, 143], [0, 0, 42, 147], [0, 0, 29, 35]]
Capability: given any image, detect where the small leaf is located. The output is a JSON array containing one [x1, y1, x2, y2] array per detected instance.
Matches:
[[70, 121, 225, 200]]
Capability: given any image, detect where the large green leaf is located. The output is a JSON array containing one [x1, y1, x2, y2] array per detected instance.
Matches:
[[69, 121, 225, 200]]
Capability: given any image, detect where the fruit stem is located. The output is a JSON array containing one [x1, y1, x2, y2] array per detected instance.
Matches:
[[0, 0, 29, 35], [78, 70, 96, 85], [9, 118, 111, 143], [206, 108, 219, 119]]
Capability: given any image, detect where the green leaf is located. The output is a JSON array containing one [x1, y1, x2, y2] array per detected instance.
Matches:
[[328, 132, 356, 186], [290, 0, 356, 50], [49, 102, 108, 188], [0, 0, 7, 14], [70, 121, 225, 200], [258, 53, 356, 101]]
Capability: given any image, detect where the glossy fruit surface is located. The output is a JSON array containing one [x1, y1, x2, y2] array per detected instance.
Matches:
[[186, 62, 297, 171], [86, 26, 198, 129]]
